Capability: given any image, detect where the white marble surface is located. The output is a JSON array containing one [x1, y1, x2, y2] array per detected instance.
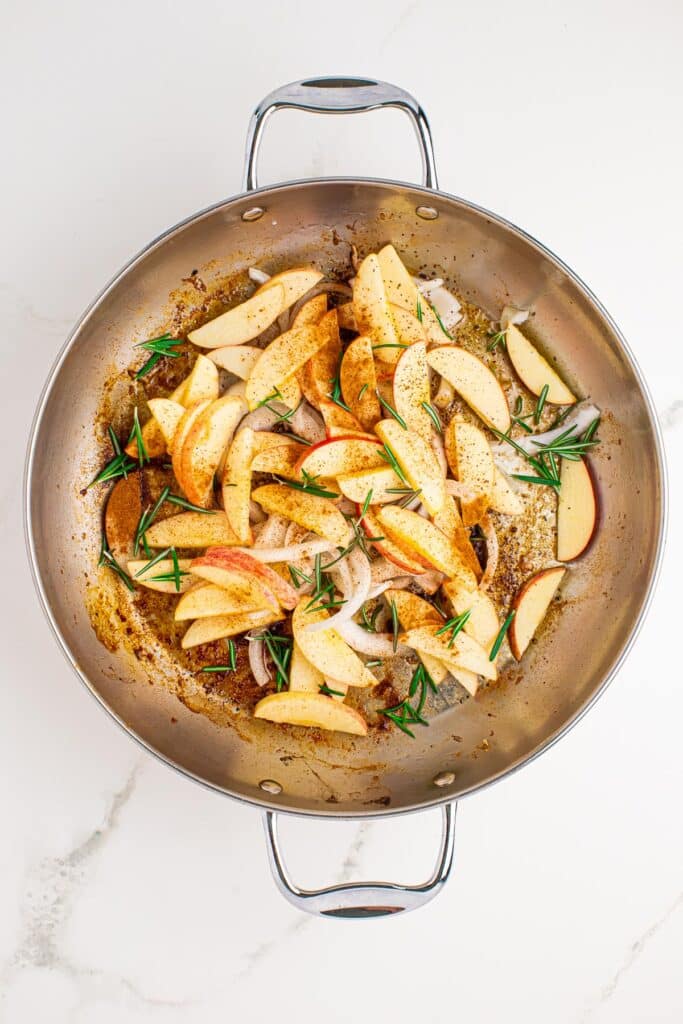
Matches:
[[2, 2, 682, 1021]]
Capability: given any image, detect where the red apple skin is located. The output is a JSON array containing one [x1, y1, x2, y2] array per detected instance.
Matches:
[[195, 548, 299, 610], [355, 504, 424, 575], [293, 434, 382, 475], [557, 456, 600, 562], [508, 566, 566, 661]]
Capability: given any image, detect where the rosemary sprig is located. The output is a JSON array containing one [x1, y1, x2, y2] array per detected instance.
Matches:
[[378, 663, 435, 737], [287, 564, 312, 589], [534, 384, 550, 424], [547, 405, 573, 430], [319, 683, 345, 697], [283, 432, 313, 447], [277, 471, 339, 500], [361, 490, 374, 516], [390, 598, 399, 652], [360, 603, 382, 632], [378, 442, 408, 484], [416, 296, 423, 323], [487, 329, 507, 352], [134, 486, 170, 555], [372, 343, 408, 351], [130, 407, 148, 467], [435, 609, 472, 648], [421, 401, 442, 433], [357, 383, 369, 401], [489, 611, 515, 661], [134, 546, 174, 577], [261, 632, 292, 691], [89, 449, 137, 487], [134, 332, 183, 380], [376, 390, 408, 429], [166, 493, 217, 514], [327, 362, 351, 412], [200, 639, 237, 673], [256, 387, 284, 409], [108, 425, 122, 456], [430, 303, 453, 340], [98, 536, 135, 591], [148, 568, 190, 587]]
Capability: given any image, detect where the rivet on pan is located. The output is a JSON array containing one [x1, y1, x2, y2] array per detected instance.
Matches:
[[259, 779, 282, 795], [242, 206, 265, 222], [433, 771, 456, 787], [416, 205, 439, 221]]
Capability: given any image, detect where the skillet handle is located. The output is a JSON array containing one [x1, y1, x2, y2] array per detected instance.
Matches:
[[243, 76, 438, 192], [262, 802, 456, 918]]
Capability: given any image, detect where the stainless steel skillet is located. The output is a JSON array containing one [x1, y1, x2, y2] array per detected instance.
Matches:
[[25, 77, 667, 917]]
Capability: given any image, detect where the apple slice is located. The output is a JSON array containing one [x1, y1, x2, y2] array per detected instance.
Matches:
[[245, 325, 325, 409], [127, 558, 195, 594], [289, 641, 325, 693], [401, 626, 496, 682], [442, 581, 500, 653], [490, 468, 524, 516], [181, 607, 282, 649], [189, 559, 278, 611], [251, 442, 305, 480], [252, 484, 352, 548], [144, 511, 239, 548], [376, 243, 445, 345], [389, 304, 427, 348], [505, 324, 576, 405], [376, 505, 478, 587], [179, 395, 246, 508], [509, 566, 566, 660], [291, 292, 327, 329], [170, 400, 212, 491], [336, 302, 357, 331], [392, 342, 433, 442], [256, 267, 323, 307], [297, 309, 341, 409], [209, 345, 301, 408], [446, 419, 495, 526], [297, 436, 384, 479], [198, 548, 299, 610], [431, 496, 482, 580], [557, 458, 598, 561], [338, 465, 404, 505], [358, 507, 425, 574], [254, 691, 368, 736], [374, 419, 446, 515], [292, 601, 377, 689], [339, 335, 381, 429], [222, 427, 255, 545], [189, 283, 286, 349], [146, 399, 186, 450], [427, 347, 511, 433], [385, 589, 477, 690], [319, 398, 374, 439], [175, 581, 270, 621], [125, 355, 221, 460], [353, 253, 399, 351]]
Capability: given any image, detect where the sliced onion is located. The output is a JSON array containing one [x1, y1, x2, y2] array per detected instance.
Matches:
[[517, 403, 601, 454], [431, 433, 448, 476], [413, 277, 462, 329], [411, 571, 444, 595], [249, 499, 266, 524], [479, 514, 499, 591], [304, 548, 371, 633], [415, 277, 444, 295], [289, 401, 325, 444], [254, 514, 288, 548], [237, 539, 331, 563], [445, 479, 478, 503], [240, 405, 280, 432], [370, 557, 406, 587], [367, 581, 396, 600], [336, 620, 409, 657], [433, 377, 455, 409], [249, 267, 271, 286], [247, 630, 271, 686], [350, 244, 360, 273], [500, 305, 529, 329], [288, 281, 353, 325], [284, 521, 310, 545]]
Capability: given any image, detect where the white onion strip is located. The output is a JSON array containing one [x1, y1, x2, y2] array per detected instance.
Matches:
[[248, 267, 271, 285], [236, 539, 331, 563], [479, 514, 499, 591], [445, 479, 478, 503], [290, 401, 325, 444], [517, 403, 601, 454], [500, 305, 529, 329], [254, 514, 288, 549], [304, 548, 371, 633], [336, 620, 409, 657], [247, 630, 271, 686]]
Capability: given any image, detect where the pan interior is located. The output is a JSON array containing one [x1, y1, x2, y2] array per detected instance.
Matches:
[[27, 180, 664, 816]]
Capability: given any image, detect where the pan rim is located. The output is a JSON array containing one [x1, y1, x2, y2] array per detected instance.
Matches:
[[23, 175, 668, 820]]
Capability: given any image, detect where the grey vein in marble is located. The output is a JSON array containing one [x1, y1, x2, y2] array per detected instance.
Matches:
[[580, 890, 682, 1021], [0, 761, 194, 1017]]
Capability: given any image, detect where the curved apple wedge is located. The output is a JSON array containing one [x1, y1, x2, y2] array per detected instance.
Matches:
[[189, 557, 280, 611], [250, 442, 305, 480], [557, 458, 598, 561], [127, 559, 195, 594], [171, 400, 212, 491], [147, 399, 186, 450], [222, 428, 255, 545], [189, 283, 285, 349], [509, 566, 566, 660], [297, 310, 341, 409], [181, 608, 283, 649], [318, 399, 373, 440], [392, 342, 433, 441], [199, 548, 300, 610], [339, 335, 380, 429], [490, 468, 525, 515], [144, 511, 239, 549], [252, 484, 352, 548], [353, 253, 399, 351], [245, 325, 325, 410], [427, 347, 511, 433], [376, 506, 478, 588], [288, 641, 324, 693], [505, 324, 576, 405], [175, 581, 270, 621], [442, 581, 500, 653], [292, 602, 377, 689], [253, 692, 368, 736], [180, 395, 246, 508], [445, 419, 495, 526], [401, 626, 496, 684], [291, 292, 327, 329], [358, 507, 425, 574], [255, 267, 324, 307], [384, 590, 452, 685], [297, 436, 384, 478], [375, 419, 446, 515], [337, 465, 404, 504]]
